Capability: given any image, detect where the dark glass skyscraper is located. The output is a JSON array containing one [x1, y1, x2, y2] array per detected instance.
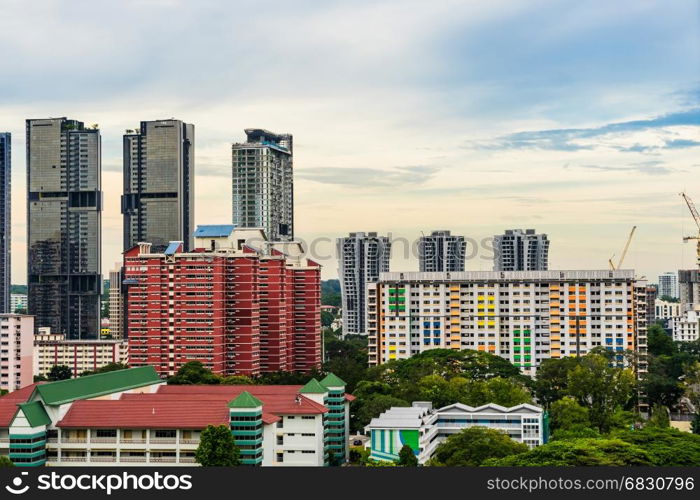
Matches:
[[27, 118, 102, 339], [0, 133, 10, 313], [122, 119, 194, 252], [232, 129, 293, 241]]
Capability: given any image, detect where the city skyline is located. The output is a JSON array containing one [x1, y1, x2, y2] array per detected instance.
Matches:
[[0, 0, 699, 282]]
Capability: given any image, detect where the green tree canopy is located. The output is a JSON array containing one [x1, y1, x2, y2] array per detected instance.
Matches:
[[611, 427, 700, 466], [195, 424, 241, 466], [484, 438, 652, 466], [398, 444, 418, 466], [47, 365, 73, 381], [646, 404, 670, 428], [0, 455, 15, 467], [534, 357, 580, 408], [351, 394, 409, 433], [549, 396, 593, 438], [647, 324, 676, 357], [168, 361, 221, 385], [428, 427, 528, 466]]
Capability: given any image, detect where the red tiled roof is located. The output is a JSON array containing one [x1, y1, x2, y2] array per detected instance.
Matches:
[[262, 413, 282, 424], [57, 399, 229, 429], [345, 394, 357, 402], [0, 383, 44, 427], [123, 387, 329, 415]]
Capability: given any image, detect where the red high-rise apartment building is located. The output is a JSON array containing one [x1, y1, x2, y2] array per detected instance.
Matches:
[[124, 226, 321, 377]]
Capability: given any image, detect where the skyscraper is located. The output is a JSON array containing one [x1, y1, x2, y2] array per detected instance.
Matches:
[[337, 232, 391, 336], [27, 118, 102, 339], [232, 129, 293, 241], [657, 271, 679, 300], [493, 229, 549, 271], [0, 133, 10, 314], [122, 119, 195, 252], [418, 230, 466, 272]]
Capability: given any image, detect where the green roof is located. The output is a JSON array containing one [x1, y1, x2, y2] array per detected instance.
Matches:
[[34, 366, 162, 406], [228, 391, 263, 408], [17, 401, 51, 428], [320, 373, 346, 388], [299, 378, 328, 394]]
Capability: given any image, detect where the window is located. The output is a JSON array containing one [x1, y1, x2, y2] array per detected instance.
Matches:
[[95, 429, 116, 438], [154, 430, 176, 438], [276, 453, 283, 463]]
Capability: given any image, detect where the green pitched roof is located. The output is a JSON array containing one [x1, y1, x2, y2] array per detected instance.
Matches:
[[228, 391, 263, 408], [17, 401, 51, 428], [35, 366, 162, 406], [299, 378, 328, 394], [320, 373, 346, 388]]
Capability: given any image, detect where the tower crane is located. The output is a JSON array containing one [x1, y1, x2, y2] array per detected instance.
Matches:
[[608, 226, 636, 270], [680, 192, 700, 268]]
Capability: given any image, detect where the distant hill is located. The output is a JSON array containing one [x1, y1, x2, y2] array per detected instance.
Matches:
[[321, 279, 341, 307]]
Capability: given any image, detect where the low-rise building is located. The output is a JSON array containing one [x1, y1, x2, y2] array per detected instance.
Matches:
[[33, 332, 129, 378], [670, 310, 700, 342], [0, 315, 34, 392], [365, 401, 545, 464], [0, 367, 353, 467]]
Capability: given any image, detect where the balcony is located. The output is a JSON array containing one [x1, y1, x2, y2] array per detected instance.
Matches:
[[121, 438, 147, 444], [90, 456, 117, 463], [120, 456, 147, 463], [150, 438, 177, 444], [179, 456, 196, 463], [61, 457, 87, 462], [91, 438, 117, 444], [151, 456, 177, 463], [62, 438, 87, 444]]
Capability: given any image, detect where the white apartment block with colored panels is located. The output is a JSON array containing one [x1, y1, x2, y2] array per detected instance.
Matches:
[[655, 299, 681, 321], [0, 315, 34, 392], [0, 367, 353, 467], [367, 270, 649, 377], [365, 402, 544, 465]]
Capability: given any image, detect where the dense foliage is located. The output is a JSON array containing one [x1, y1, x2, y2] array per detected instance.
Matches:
[[429, 427, 528, 466], [195, 424, 240, 466]]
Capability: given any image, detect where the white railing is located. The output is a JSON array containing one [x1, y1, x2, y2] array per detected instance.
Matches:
[[121, 438, 147, 444], [62, 438, 87, 443], [178, 457, 196, 463], [150, 438, 176, 444], [120, 456, 147, 462], [90, 456, 117, 462], [91, 438, 117, 443], [61, 457, 87, 462], [150, 457, 177, 463]]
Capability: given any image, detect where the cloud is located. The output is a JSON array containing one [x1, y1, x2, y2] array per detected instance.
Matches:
[[296, 165, 440, 187], [473, 108, 700, 152], [563, 161, 680, 176]]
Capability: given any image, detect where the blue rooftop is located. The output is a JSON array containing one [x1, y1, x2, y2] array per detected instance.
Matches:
[[164, 241, 182, 256], [193, 225, 236, 238]]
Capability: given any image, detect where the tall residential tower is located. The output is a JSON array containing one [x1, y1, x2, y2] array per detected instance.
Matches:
[[418, 230, 466, 272], [337, 232, 391, 336], [493, 229, 549, 271], [26, 118, 102, 339], [0, 133, 10, 313], [122, 119, 195, 252], [232, 129, 293, 241]]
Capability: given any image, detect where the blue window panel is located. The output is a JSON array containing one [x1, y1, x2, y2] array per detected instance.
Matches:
[[432, 338, 441, 345], [423, 322, 431, 327], [423, 330, 431, 336], [433, 322, 441, 327], [605, 338, 613, 344], [615, 338, 624, 344], [433, 330, 441, 335], [615, 346, 623, 351], [606, 346, 613, 350], [423, 339, 431, 345]]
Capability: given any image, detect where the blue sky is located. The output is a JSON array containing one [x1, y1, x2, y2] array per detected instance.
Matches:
[[1, 0, 699, 280]]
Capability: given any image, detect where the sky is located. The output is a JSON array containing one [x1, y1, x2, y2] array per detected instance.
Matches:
[[1, 0, 699, 282]]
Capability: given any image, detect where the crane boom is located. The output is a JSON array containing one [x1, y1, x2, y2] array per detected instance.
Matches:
[[616, 225, 636, 269], [681, 192, 700, 232]]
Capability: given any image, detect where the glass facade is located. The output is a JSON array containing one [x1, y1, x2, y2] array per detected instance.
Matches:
[[26, 118, 102, 339], [122, 119, 194, 252]]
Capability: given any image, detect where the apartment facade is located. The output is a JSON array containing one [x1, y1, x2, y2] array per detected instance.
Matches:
[[0, 315, 33, 392], [26, 118, 102, 340], [670, 310, 700, 342], [10, 294, 27, 313], [655, 299, 681, 321], [366, 401, 544, 465], [0, 133, 9, 314], [232, 129, 293, 242], [124, 225, 321, 377], [122, 119, 195, 253], [367, 270, 648, 377], [418, 230, 466, 272], [32, 332, 128, 378], [337, 232, 391, 336], [0, 368, 352, 467], [658, 272, 679, 299], [108, 266, 124, 340], [679, 269, 700, 312], [493, 229, 549, 271]]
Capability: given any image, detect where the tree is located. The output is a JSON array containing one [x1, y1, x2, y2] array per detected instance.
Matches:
[[398, 444, 418, 466], [647, 324, 676, 357], [168, 361, 220, 385], [646, 404, 670, 428], [428, 427, 527, 466], [351, 394, 409, 433], [484, 438, 652, 466], [0, 456, 15, 467], [195, 424, 240, 466], [220, 375, 255, 385], [691, 413, 700, 435], [80, 362, 129, 377], [47, 365, 73, 381], [566, 354, 637, 433], [534, 357, 580, 408], [321, 310, 335, 327], [549, 396, 592, 438], [611, 427, 700, 466]]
